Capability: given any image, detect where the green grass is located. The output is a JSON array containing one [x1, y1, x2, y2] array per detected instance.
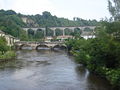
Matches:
[[0, 51, 16, 60]]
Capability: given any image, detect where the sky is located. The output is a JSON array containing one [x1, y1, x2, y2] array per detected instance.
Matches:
[[0, 0, 111, 20]]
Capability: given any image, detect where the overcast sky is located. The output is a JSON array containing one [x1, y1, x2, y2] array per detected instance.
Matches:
[[0, 0, 111, 20]]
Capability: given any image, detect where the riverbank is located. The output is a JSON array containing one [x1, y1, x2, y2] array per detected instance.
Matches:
[[66, 37, 120, 90], [0, 51, 16, 61], [71, 50, 120, 90]]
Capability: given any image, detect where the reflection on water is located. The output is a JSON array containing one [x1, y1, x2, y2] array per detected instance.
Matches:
[[0, 50, 112, 90]]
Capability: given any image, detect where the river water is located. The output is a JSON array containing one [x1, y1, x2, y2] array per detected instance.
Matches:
[[0, 49, 112, 90]]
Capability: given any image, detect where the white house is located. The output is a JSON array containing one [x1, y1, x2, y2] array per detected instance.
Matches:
[[0, 30, 5, 37], [0, 30, 20, 46]]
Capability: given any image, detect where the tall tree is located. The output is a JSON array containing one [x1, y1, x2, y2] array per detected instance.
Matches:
[[108, 0, 120, 21]]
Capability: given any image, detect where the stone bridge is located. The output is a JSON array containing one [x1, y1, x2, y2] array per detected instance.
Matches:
[[15, 41, 66, 50], [23, 26, 96, 36]]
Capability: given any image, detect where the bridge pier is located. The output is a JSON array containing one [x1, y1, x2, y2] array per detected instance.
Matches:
[[62, 29, 65, 36], [53, 30, 56, 36]]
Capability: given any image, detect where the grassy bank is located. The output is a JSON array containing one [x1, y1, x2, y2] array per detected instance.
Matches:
[[0, 51, 16, 61]]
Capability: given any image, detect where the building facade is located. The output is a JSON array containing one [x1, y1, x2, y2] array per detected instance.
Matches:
[[0, 30, 20, 46]]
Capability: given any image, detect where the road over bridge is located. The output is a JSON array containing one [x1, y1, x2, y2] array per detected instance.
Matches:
[[15, 41, 66, 50]]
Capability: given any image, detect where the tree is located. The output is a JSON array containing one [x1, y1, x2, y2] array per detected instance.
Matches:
[[35, 29, 44, 39], [0, 37, 9, 54], [65, 28, 73, 35], [108, 0, 120, 21], [55, 28, 63, 36], [71, 28, 82, 38]]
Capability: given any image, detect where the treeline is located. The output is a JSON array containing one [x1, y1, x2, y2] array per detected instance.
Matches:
[[23, 11, 98, 27], [0, 10, 28, 40]]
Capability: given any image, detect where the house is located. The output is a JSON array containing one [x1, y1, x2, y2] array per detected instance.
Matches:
[[44, 36, 54, 42], [56, 35, 73, 41], [0, 30, 20, 46], [0, 30, 5, 37]]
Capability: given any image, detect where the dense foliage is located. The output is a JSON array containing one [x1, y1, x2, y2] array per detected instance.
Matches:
[[23, 11, 98, 27], [0, 37, 16, 60], [0, 37, 10, 54], [108, 0, 120, 21], [0, 10, 28, 40], [66, 21, 120, 88], [66, 1, 120, 88]]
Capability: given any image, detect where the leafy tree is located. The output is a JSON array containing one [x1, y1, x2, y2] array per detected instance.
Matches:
[[46, 28, 54, 36], [65, 21, 120, 88], [35, 29, 44, 39], [65, 28, 73, 35], [70, 28, 82, 38], [108, 0, 120, 21], [55, 28, 63, 36], [0, 37, 9, 54]]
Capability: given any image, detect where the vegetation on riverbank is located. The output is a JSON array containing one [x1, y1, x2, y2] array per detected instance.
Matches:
[[0, 51, 16, 60], [66, 1, 120, 88], [0, 37, 16, 60], [65, 21, 120, 89]]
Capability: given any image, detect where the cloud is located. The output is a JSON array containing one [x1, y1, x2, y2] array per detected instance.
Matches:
[[0, 0, 110, 20], [13, 0, 55, 15], [0, 0, 5, 9], [0, 0, 55, 15]]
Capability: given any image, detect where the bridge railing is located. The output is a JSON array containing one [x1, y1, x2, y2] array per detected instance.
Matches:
[[15, 41, 65, 45]]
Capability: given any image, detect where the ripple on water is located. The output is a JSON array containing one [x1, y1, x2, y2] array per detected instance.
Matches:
[[0, 50, 113, 90]]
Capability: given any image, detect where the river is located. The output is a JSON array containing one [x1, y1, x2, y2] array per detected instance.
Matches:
[[0, 49, 112, 90]]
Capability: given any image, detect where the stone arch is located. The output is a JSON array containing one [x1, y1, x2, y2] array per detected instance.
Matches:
[[35, 29, 44, 38], [19, 44, 32, 50], [64, 28, 73, 35], [53, 45, 61, 49], [37, 28, 43, 32], [72, 27, 82, 36], [46, 28, 54, 36], [74, 27, 81, 31], [36, 44, 49, 50], [53, 44, 67, 50], [84, 27, 93, 32], [28, 29, 35, 35], [55, 28, 63, 36], [60, 45, 67, 49]]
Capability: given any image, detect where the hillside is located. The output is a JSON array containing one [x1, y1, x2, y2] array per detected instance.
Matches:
[[20, 11, 98, 27], [0, 9, 98, 40]]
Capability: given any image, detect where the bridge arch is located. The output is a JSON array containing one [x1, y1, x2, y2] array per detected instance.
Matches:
[[53, 44, 67, 50], [37, 28, 43, 31], [60, 44, 67, 49], [55, 28, 63, 36], [84, 27, 93, 32], [64, 28, 73, 35], [36, 44, 49, 50], [46, 28, 54, 36], [19, 44, 32, 50], [35, 29, 44, 38], [28, 29, 35, 35]]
